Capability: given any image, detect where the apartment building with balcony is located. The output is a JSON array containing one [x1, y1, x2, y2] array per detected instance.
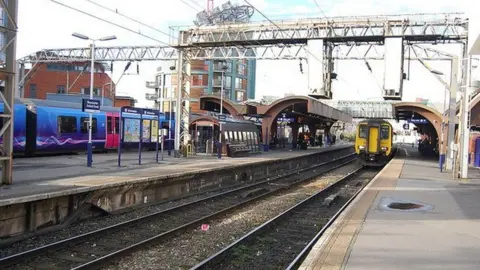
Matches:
[[146, 59, 256, 114]]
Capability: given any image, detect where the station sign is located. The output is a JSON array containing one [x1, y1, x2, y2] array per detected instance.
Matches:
[[142, 108, 160, 120], [82, 99, 100, 113], [218, 114, 226, 124], [121, 107, 142, 119], [277, 117, 294, 123], [407, 119, 428, 124]]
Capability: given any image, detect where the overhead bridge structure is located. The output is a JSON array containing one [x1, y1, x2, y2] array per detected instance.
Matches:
[[16, 12, 468, 158], [321, 100, 396, 119]]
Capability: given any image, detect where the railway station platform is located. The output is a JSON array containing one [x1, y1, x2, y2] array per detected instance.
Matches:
[[0, 143, 351, 205], [300, 145, 480, 270]]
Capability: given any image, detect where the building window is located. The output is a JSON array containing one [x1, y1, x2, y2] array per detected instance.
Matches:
[[57, 85, 66, 94], [30, 84, 37, 98], [58, 116, 77, 133], [237, 64, 246, 75], [235, 78, 246, 89], [80, 117, 98, 133], [192, 74, 208, 86], [235, 91, 245, 102], [225, 76, 232, 87], [82, 87, 100, 96]]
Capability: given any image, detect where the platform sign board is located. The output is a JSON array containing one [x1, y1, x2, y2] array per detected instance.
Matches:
[[218, 114, 226, 124], [403, 123, 409, 130], [82, 99, 100, 113], [118, 107, 161, 166], [407, 119, 428, 124]]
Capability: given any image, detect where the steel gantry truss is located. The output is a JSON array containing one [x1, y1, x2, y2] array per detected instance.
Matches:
[[0, 0, 18, 185], [321, 100, 397, 119], [15, 12, 469, 156], [18, 42, 461, 63]]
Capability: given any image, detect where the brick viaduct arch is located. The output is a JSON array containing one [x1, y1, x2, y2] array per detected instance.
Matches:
[[469, 94, 480, 126], [199, 96, 244, 120], [257, 96, 311, 140], [393, 102, 445, 148]]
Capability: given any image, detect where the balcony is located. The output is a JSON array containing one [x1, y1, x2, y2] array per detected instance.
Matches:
[[145, 81, 159, 89], [213, 63, 231, 73], [212, 79, 230, 88], [211, 90, 231, 98], [145, 93, 158, 101]]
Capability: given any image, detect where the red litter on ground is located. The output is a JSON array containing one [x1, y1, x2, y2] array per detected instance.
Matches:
[[201, 224, 210, 231]]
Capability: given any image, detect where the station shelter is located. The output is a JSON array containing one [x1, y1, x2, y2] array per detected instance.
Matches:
[[195, 95, 352, 154]]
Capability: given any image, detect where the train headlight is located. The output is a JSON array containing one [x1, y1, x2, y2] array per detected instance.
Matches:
[[381, 146, 388, 151], [359, 145, 365, 150]]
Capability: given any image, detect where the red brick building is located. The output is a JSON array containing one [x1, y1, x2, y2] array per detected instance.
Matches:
[[22, 62, 135, 107]]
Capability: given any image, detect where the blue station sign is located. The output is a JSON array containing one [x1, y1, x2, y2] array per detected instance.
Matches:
[[82, 99, 100, 113], [407, 119, 428, 124], [121, 107, 143, 119]]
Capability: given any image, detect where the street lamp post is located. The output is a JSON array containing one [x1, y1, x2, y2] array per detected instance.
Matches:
[[72, 32, 116, 167], [218, 63, 228, 159]]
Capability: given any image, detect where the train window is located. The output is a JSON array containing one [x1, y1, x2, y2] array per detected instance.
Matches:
[[224, 131, 229, 142], [58, 116, 77, 133], [243, 132, 249, 147], [380, 126, 390, 139], [359, 125, 367, 138], [107, 117, 113, 134], [80, 117, 98, 133]]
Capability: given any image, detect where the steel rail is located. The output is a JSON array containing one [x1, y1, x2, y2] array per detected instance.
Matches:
[[190, 166, 374, 270], [0, 152, 357, 269]]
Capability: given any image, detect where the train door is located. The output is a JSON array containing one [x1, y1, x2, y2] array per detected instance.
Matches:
[[25, 108, 37, 156], [113, 115, 120, 148], [105, 113, 120, 149], [106, 113, 114, 149], [368, 126, 379, 153]]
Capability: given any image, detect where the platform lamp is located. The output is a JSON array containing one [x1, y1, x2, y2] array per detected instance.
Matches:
[[72, 32, 117, 167], [218, 62, 228, 159], [168, 65, 176, 156]]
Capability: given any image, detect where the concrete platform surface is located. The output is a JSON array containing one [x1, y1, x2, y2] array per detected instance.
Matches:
[[300, 146, 480, 270], [0, 144, 351, 206]]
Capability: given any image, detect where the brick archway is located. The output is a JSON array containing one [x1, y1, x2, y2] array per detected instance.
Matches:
[[469, 94, 480, 126], [199, 96, 244, 120], [394, 102, 445, 148], [258, 96, 310, 144]]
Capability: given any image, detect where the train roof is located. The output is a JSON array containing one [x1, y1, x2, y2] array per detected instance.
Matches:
[[358, 118, 392, 125], [17, 98, 121, 113]]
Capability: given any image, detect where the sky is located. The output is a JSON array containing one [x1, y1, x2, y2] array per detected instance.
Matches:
[[16, 0, 479, 110]]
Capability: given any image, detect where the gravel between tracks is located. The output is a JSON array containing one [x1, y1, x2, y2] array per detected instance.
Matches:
[[0, 184, 244, 258], [103, 161, 362, 270]]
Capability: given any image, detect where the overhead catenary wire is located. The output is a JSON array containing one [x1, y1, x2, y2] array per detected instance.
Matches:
[[311, 0, 328, 19], [180, 0, 202, 12], [83, 0, 207, 52], [85, 0, 175, 41], [242, 0, 323, 64], [50, 0, 171, 46], [186, 0, 204, 11]]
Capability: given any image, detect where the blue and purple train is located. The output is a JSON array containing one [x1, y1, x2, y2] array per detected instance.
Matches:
[[0, 98, 175, 156]]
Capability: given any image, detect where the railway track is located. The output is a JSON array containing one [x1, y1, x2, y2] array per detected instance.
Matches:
[[1, 152, 357, 270], [191, 167, 379, 270]]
